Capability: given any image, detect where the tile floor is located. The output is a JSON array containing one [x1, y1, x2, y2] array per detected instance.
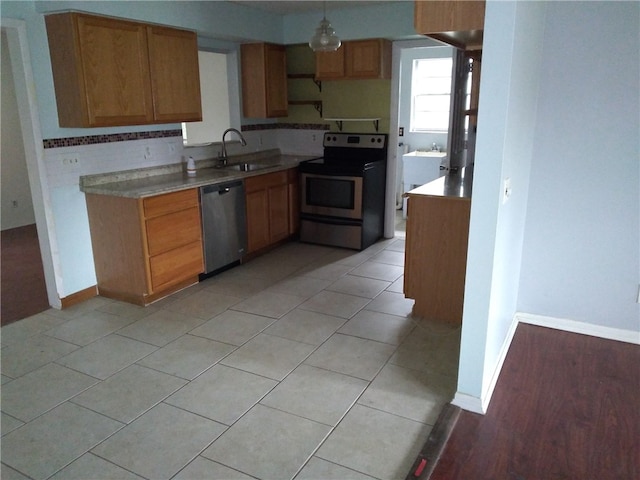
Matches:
[[1, 237, 460, 480]]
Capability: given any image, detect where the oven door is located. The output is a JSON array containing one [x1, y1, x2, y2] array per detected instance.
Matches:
[[301, 173, 363, 220]]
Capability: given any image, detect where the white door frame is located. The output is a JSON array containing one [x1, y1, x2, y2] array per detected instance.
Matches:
[[2, 18, 61, 308]]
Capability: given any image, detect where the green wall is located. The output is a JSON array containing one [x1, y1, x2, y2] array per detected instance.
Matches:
[[283, 44, 391, 134]]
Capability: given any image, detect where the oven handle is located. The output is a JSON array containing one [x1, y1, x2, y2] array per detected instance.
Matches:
[[300, 214, 361, 226]]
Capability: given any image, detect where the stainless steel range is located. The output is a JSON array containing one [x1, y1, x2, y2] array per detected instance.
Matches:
[[299, 132, 387, 250]]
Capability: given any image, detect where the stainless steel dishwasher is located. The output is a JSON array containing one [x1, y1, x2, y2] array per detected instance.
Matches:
[[200, 181, 246, 276]]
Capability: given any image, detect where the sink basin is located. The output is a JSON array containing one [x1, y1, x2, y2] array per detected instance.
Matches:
[[223, 162, 279, 172]]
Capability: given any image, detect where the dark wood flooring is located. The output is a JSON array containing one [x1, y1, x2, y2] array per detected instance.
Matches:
[[426, 324, 640, 480], [1, 224, 50, 325]]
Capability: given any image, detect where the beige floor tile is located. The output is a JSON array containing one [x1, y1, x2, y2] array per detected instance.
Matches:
[[266, 275, 332, 298], [349, 260, 404, 282], [0, 311, 67, 346], [55, 334, 157, 380], [316, 404, 430, 480], [358, 364, 456, 425], [44, 297, 113, 320], [201, 270, 274, 298], [304, 333, 395, 381], [45, 310, 137, 346], [49, 453, 145, 480], [1, 334, 79, 378], [385, 238, 406, 252], [92, 403, 226, 480], [365, 291, 415, 317], [299, 260, 355, 281], [202, 404, 330, 480], [137, 334, 236, 379], [221, 333, 315, 381], [163, 289, 243, 320], [298, 290, 370, 319], [166, 364, 277, 425], [97, 300, 159, 322], [1, 463, 31, 480], [1, 412, 24, 437], [231, 290, 306, 318], [1, 402, 123, 480], [71, 364, 186, 423], [189, 310, 275, 346], [370, 249, 405, 266], [1, 363, 98, 422], [261, 364, 368, 426], [338, 310, 413, 345], [264, 309, 346, 345], [326, 274, 390, 299], [296, 457, 378, 480], [173, 457, 254, 480], [386, 276, 405, 293], [116, 309, 206, 347]]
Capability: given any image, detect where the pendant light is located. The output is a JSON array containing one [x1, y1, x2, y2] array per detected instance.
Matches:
[[309, 1, 341, 52]]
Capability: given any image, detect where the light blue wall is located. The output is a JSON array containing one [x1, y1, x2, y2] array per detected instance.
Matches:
[[283, 1, 416, 44], [518, 1, 640, 330], [457, 0, 547, 410]]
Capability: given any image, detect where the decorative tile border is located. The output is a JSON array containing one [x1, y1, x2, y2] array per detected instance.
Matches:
[[43, 129, 183, 149], [43, 124, 329, 149]]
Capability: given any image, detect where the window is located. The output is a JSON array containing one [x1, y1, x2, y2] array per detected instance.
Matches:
[[410, 57, 453, 132], [182, 50, 232, 146]]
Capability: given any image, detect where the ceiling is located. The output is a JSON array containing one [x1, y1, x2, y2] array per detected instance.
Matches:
[[229, 1, 394, 16]]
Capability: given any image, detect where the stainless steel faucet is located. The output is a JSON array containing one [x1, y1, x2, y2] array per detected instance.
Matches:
[[219, 128, 247, 166]]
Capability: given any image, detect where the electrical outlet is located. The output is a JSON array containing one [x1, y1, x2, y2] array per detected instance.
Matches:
[[637, 285, 640, 304], [12, 200, 18, 208], [62, 156, 79, 167], [312, 134, 317, 142], [502, 177, 512, 204], [144, 146, 152, 160]]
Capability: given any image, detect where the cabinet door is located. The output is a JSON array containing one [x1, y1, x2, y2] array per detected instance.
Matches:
[[287, 168, 300, 235], [265, 44, 288, 117], [268, 184, 290, 243], [315, 48, 345, 80], [414, 1, 485, 33], [47, 13, 155, 127], [147, 26, 202, 123], [246, 189, 271, 253], [345, 39, 391, 79]]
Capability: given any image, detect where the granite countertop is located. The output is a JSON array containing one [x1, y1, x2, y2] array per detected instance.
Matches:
[[80, 149, 317, 198], [406, 165, 473, 200]]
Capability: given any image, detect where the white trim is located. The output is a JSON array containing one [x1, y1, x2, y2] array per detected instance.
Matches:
[[1, 18, 62, 308], [516, 312, 640, 345], [452, 314, 519, 415], [451, 392, 484, 414]]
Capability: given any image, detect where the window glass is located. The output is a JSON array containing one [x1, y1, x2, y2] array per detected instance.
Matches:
[[410, 57, 453, 132]]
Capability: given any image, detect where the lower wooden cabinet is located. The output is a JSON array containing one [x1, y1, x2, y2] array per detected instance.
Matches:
[[404, 193, 470, 324], [85, 188, 204, 305], [245, 168, 299, 255]]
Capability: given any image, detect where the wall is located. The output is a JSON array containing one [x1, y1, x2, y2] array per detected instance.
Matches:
[[517, 1, 640, 333], [1, 30, 35, 230], [455, 0, 547, 413]]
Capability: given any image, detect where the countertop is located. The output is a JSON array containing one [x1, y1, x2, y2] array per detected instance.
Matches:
[[406, 165, 473, 199], [80, 149, 316, 198]]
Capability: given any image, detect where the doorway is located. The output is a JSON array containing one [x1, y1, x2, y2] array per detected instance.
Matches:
[[1, 19, 59, 322]]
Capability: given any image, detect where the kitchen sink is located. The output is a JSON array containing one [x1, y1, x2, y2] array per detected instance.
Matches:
[[224, 162, 280, 172]]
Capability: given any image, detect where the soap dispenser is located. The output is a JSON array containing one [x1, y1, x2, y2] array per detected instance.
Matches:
[[186, 156, 196, 177]]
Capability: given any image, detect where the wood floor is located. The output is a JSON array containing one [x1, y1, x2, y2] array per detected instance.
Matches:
[[425, 323, 639, 480], [1, 224, 49, 325]]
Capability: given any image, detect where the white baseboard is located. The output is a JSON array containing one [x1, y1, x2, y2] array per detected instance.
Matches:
[[452, 312, 639, 415], [516, 312, 640, 345], [451, 315, 519, 415]]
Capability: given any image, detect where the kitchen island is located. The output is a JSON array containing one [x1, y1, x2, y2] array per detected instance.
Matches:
[[403, 166, 473, 325]]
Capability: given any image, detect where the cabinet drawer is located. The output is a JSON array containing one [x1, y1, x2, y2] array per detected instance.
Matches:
[[149, 240, 203, 291], [244, 170, 288, 192], [145, 206, 201, 256], [143, 189, 199, 218]]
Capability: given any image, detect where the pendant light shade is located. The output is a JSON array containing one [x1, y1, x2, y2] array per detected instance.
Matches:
[[309, 3, 341, 52]]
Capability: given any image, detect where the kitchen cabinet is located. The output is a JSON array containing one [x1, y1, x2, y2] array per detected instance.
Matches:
[[245, 169, 298, 254], [315, 39, 391, 80], [241, 43, 288, 118], [414, 1, 485, 50], [85, 188, 204, 305], [404, 182, 471, 325], [45, 12, 201, 128]]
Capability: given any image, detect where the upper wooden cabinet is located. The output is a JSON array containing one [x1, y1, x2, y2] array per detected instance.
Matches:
[[45, 12, 201, 127], [316, 39, 391, 81], [414, 1, 485, 50], [241, 43, 288, 118]]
